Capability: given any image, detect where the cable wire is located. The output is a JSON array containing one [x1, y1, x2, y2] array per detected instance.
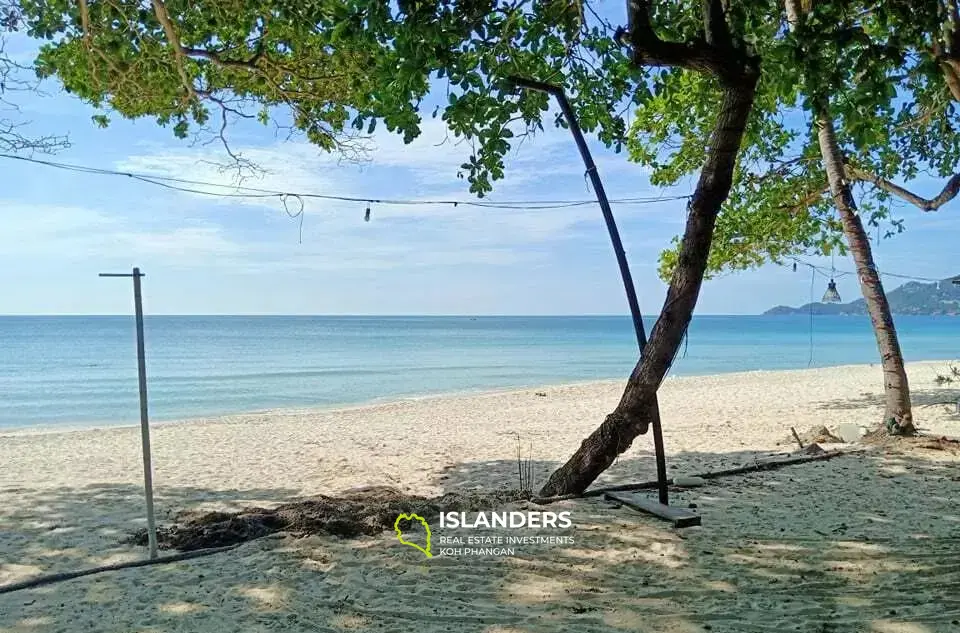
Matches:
[[0, 153, 692, 211], [787, 256, 946, 284]]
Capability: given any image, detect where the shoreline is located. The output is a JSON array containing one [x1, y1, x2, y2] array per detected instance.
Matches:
[[2, 358, 955, 438], [3, 357, 960, 632]]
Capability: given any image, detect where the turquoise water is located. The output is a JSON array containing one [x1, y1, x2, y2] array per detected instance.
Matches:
[[0, 315, 957, 429]]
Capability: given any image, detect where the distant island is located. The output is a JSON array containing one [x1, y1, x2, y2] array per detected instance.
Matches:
[[765, 275, 960, 316]]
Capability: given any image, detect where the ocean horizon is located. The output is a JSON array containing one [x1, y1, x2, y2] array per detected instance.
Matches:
[[1, 314, 957, 430]]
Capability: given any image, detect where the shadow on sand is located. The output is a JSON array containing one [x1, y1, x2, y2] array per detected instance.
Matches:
[[3, 443, 960, 632], [818, 387, 960, 415]]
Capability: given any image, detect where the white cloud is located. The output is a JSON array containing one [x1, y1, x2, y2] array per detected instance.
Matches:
[[0, 202, 246, 267], [87, 109, 676, 281], [113, 112, 651, 206], [0, 205, 114, 255]]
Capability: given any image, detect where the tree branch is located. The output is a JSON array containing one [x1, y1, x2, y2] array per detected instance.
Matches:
[[183, 44, 264, 71], [150, 0, 197, 102], [77, 0, 91, 45], [701, 0, 732, 50], [624, 0, 748, 82], [846, 165, 960, 211], [177, 11, 268, 69], [771, 185, 829, 214]]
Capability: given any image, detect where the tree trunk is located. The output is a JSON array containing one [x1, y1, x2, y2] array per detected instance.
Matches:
[[939, 7, 960, 101], [784, 0, 914, 434], [815, 119, 915, 434], [940, 59, 960, 102], [538, 72, 760, 497]]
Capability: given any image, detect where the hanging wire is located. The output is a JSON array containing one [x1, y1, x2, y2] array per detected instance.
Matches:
[[808, 266, 816, 368], [787, 256, 943, 284], [280, 194, 305, 244], [0, 153, 692, 211], [787, 253, 951, 369]]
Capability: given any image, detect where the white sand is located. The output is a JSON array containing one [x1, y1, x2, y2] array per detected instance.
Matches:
[[2, 361, 960, 632]]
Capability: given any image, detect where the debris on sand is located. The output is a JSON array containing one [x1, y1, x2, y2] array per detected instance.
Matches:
[[781, 425, 842, 446], [800, 443, 826, 455], [806, 425, 843, 444], [128, 487, 528, 551]]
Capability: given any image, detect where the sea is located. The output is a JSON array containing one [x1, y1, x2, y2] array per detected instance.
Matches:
[[0, 315, 957, 430]]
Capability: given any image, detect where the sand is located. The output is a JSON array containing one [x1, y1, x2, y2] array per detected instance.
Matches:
[[1, 360, 960, 632]]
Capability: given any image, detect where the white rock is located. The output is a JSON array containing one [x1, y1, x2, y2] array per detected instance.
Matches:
[[672, 476, 707, 487], [835, 423, 862, 443]]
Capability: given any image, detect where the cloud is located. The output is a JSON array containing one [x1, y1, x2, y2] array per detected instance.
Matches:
[[115, 111, 654, 204], [86, 108, 680, 281], [0, 204, 115, 256], [0, 202, 246, 267]]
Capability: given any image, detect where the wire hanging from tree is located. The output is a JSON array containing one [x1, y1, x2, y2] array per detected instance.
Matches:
[[0, 153, 692, 211]]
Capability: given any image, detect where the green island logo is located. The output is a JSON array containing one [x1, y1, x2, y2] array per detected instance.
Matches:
[[394, 513, 433, 558]]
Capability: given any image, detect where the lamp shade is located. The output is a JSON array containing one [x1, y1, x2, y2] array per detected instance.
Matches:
[[822, 279, 842, 304]]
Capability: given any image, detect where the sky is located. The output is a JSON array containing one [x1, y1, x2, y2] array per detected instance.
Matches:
[[0, 38, 957, 316]]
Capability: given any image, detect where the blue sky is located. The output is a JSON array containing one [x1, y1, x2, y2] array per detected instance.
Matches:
[[0, 38, 957, 316]]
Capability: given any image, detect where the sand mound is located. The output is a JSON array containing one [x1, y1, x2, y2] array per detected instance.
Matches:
[[802, 425, 842, 444], [129, 487, 528, 551]]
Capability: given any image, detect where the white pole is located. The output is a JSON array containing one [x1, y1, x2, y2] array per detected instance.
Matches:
[[100, 268, 158, 559]]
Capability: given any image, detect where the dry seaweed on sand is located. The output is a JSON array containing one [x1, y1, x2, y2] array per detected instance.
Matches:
[[128, 487, 529, 551]]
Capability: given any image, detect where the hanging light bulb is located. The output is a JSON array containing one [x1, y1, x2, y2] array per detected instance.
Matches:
[[364, 205, 371, 222], [822, 279, 842, 304]]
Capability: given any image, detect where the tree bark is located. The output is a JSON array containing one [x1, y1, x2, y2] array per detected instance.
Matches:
[[538, 62, 760, 496], [785, 0, 914, 434], [816, 120, 914, 433], [844, 166, 960, 212], [937, 2, 960, 101], [940, 59, 960, 101]]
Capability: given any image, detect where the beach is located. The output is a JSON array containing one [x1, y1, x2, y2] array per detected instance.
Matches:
[[2, 360, 960, 632]]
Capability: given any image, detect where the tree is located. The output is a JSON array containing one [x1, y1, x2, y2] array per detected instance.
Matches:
[[15, 0, 763, 496], [787, 0, 912, 434], [639, 1, 960, 435], [1, 10, 68, 153]]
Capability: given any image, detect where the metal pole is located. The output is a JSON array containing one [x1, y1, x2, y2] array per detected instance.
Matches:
[[508, 77, 669, 505], [508, 77, 646, 349], [100, 268, 158, 559]]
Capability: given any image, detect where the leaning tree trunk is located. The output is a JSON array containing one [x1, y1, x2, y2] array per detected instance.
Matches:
[[816, 120, 914, 433], [538, 68, 761, 497], [783, 0, 914, 434], [935, 7, 960, 101]]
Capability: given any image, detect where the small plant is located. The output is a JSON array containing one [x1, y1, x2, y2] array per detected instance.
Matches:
[[935, 363, 960, 385], [514, 434, 536, 494]]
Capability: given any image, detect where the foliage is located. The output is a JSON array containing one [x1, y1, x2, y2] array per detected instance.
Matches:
[[0, 16, 69, 153], [631, 1, 960, 281], [934, 363, 960, 385], [10, 0, 653, 195]]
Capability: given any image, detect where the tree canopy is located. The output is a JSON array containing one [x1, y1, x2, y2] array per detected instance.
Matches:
[[11, 0, 650, 194], [634, 0, 960, 280], [1, 16, 68, 153]]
